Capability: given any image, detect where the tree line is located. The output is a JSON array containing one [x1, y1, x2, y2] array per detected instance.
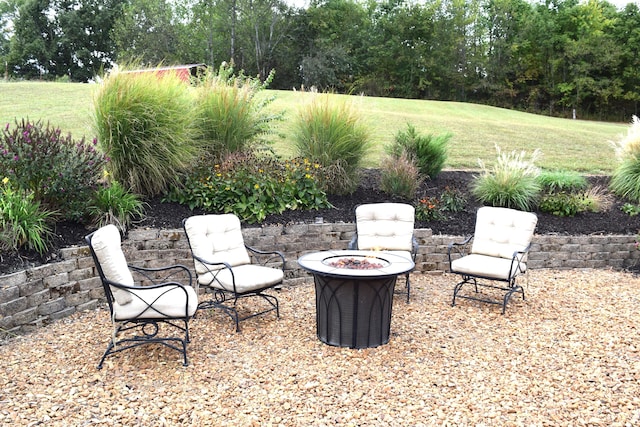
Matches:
[[1, 0, 638, 121]]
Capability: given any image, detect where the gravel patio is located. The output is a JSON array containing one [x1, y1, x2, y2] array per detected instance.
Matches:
[[1, 268, 639, 426]]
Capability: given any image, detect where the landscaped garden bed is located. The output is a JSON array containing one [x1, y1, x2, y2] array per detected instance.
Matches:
[[3, 169, 639, 276]]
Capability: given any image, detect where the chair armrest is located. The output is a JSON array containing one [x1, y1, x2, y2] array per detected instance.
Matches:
[[447, 235, 473, 265], [347, 234, 358, 250], [508, 243, 532, 280], [104, 278, 194, 293], [411, 236, 419, 260], [245, 245, 285, 270], [130, 264, 193, 286]]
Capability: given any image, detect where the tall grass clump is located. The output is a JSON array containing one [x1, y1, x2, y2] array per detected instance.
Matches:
[[93, 68, 199, 196], [88, 180, 146, 234], [195, 63, 281, 163], [610, 115, 640, 202], [387, 123, 451, 179], [0, 177, 55, 255], [292, 93, 371, 195], [380, 152, 422, 199], [471, 145, 541, 211], [537, 170, 588, 193]]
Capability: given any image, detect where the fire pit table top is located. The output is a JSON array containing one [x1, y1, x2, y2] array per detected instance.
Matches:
[[298, 250, 415, 279]]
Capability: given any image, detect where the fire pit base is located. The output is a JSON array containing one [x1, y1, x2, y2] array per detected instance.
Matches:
[[314, 274, 396, 348], [298, 250, 415, 349]]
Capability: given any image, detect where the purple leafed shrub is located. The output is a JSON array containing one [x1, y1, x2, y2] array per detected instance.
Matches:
[[0, 119, 108, 220]]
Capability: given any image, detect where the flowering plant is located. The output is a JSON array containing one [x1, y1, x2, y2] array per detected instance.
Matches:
[[0, 119, 108, 220], [415, 196, 445, 221], [165, 154, 332, 223]]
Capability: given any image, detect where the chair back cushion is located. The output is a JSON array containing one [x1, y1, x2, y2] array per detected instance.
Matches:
[[471, 206, 538, 259], [355, 203, 415, 251], [184, 214, 251, 275], [89, 224, 134, 305]]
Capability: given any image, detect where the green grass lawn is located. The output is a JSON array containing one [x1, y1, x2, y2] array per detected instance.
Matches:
[[0, 81, 629, 173]]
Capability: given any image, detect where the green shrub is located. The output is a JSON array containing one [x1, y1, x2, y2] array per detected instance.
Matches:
[[93, 68, 199, 197], [440, 186, 467, 213], [387, 123, 451, 179], [0, 119, 108, 220], [539, 185, 611, 217], [0, 177, 55, 255], [610, 115, 640, 202], [292, 94, 371, 195], [538, 192, 582, 217], [195, 64, 281, 162], [471, 145, 541, 211], [88, 180, 146, 233], [622, 203, 640, 216], [165, 153, 332, 224], [380, 152, 422, 199], [537, 170, 588, 193]]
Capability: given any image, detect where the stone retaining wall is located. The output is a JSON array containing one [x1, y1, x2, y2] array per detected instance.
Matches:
[[2, 222, 639, 338]]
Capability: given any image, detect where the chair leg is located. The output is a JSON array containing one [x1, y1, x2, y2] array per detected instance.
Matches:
[[405, 272, 411, 303], [452, 277, 470, 307], [452, 276, 525, 314], [97, 320, 190, 369], [199, 291, 279, 332], [502, 285, 525, 315]]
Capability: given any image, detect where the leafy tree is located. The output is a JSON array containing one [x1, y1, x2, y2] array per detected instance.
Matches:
[[301, 0, 369, 91], [6, 0, 56, 79], [0, 0, 20, 73], [7, 0, 123, 81], [361, 0, 439, 98], [614, 3, 640, 119], [112, 0, 183, 65], [56, 0, 124, 81]]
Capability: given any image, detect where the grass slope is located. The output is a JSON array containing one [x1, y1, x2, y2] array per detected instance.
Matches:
[[0, 81, 629, 173]]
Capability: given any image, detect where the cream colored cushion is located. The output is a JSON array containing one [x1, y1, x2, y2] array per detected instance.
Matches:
[[184, 214, 284, 291], [196, 264, 284, 292], [451, 254, 525, 281], [471, 207, 537, 259], [113, 284, 198, 320], [355, 203, 415, 251], [184, 214, 251, 275], [90, 224, 134, 305]]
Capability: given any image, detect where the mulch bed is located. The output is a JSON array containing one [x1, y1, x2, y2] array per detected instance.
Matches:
[[1, 269, 639, 425], [3, 169, 640, 276]]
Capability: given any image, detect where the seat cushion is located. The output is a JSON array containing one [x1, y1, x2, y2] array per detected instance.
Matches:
[[113, 284, 198, 320], [197, 264, 284, 293], [355, 203, 415, 251], [451, 254, 526, 281], [89, 224, 134, 305]]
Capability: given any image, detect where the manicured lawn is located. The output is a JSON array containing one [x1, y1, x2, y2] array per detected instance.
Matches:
[[0, 81, 629, 173]]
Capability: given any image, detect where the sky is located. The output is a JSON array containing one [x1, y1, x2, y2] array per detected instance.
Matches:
[[286, 0, 640, 9], [607, 0, 640, 7]]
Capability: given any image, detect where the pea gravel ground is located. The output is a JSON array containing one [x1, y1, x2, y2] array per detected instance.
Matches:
[[1, 269, 639, 426]]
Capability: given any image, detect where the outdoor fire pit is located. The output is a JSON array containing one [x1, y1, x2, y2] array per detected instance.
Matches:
[[297, 250, 415, 349]]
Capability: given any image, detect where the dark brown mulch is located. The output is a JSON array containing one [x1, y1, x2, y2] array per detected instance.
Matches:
[[2, 170, 639, 276]]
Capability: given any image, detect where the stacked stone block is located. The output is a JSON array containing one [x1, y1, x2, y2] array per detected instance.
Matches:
[[2, 222, 639, 338]]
